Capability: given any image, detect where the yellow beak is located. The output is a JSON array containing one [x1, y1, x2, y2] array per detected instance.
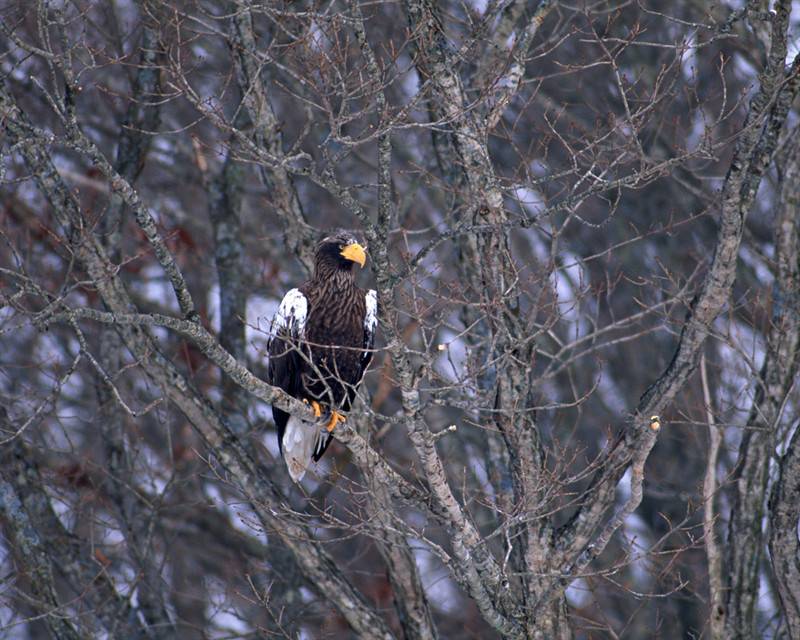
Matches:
[[340, 242, 367, 268]]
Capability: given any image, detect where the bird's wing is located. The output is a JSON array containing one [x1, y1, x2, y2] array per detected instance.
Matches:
[[267, 289, 317, 472], [310, 424, 333, 464], [360, 289, 378, 377], [269, 288, 308, 345], [267, 288, 338, 482], [267, 287, 308, 393]]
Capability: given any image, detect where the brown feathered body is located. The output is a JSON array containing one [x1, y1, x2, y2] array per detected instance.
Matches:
[[299, 267, 367, 407]]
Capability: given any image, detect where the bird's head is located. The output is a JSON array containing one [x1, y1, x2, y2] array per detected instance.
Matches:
[[314, 231, 367, 274]]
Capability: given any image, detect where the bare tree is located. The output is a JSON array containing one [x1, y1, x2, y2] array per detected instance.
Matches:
[[1, 1, 799, 638]]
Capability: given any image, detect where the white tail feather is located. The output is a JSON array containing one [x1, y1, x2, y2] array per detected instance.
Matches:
[[282, 416, 317, 482]]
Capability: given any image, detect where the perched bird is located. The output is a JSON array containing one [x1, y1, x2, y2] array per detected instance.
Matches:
[[267, 232, 378, 482]]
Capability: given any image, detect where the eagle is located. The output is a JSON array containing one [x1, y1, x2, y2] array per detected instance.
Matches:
[[267, 232, 378, 482]]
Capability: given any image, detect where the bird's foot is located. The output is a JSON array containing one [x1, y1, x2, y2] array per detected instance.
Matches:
[[325, 410, 346, 433], [303, 399, 322, 418]]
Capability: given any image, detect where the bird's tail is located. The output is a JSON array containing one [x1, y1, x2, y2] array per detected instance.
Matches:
[[282, 415, 330, 482]]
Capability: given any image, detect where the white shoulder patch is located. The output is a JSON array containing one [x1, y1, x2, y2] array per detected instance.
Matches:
[[364, 289, 378, 333], [272, 288, 308, 337]]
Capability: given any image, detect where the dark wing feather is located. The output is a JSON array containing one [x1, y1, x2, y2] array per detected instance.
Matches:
[[267, 288, 308, 454], [312, 430, 332, 461]]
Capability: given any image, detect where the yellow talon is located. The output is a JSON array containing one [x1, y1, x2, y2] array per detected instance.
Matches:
[[325, 411, 346, 432], [303, 399, 322, 418]]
